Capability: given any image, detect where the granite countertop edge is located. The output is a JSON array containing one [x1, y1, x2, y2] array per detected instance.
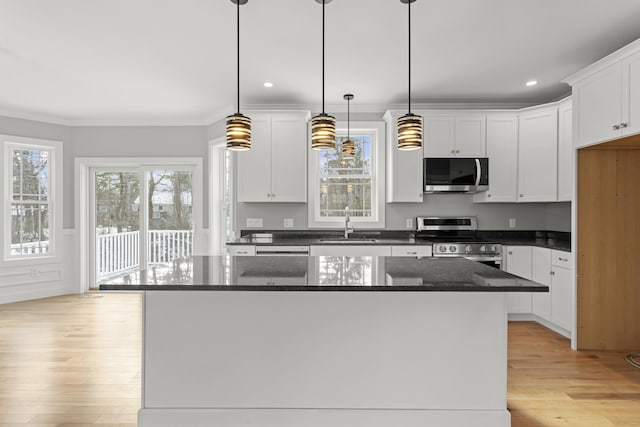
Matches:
[[100, 284, 549, 292]]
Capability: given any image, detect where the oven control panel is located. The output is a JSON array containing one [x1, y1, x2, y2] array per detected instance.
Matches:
[[433, 243, 501, 256]]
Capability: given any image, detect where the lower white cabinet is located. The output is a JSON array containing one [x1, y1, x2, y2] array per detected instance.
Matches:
[[503, 246, 533, 314], [531, 247, 552, 321], [227, 245, 256, 256], [390, 246, 432, 257], [550, 250, 573, 332], [309, 246, 392, 257]]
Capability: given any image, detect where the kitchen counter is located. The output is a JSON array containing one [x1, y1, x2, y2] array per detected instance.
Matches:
[[99, 256, 547, 292], [125, 255, 529, 427], [226, 230, 571, 251]]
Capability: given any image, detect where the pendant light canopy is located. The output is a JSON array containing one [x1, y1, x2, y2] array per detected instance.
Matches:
[[311, 0, 336, 150], [397, 0, 423, 151], [226, 0, 251, 151], [342, 94, 355, 159]]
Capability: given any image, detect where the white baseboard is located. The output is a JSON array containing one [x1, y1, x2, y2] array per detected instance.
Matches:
[[138, 408, 511, 427], [508, 313, 571, 339]]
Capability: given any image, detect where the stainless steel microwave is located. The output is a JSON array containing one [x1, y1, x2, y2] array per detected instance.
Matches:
[[423, 158, 489, 193]]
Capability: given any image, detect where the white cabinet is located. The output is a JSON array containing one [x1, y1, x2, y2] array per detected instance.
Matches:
[[309, 245, 392, 256], [517, 108, 558, 202], [423, 115, 486, 158], [384, 111, 423, 203], [390, 246, 432, 257], [565, 41, 640, 148], [557, 100, 573, 201], [227, 245, 256, 256], [531, 247, 552, 321], [236, 111, 309, 202], [550, 250, 573, 332], [473, 115, 518, 202], [503, 246, 532, 314]]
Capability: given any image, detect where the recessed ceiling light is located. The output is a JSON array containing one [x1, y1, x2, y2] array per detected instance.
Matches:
[[526, 80, 538, 87], [263, 82, 273, 88]]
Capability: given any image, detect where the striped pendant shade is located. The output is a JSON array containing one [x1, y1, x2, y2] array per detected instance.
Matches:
[[397, 113, 422, 150], [342, 139, 355, 158], [226, 113, 252, 151], [311, 113, 336, 150]]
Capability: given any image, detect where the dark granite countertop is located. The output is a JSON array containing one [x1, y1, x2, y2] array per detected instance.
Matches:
[[99, 256, 548, 292], [226, 230, 571, 251]]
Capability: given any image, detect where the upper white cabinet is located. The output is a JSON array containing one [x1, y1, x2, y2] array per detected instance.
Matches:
[[236, 111, 309, 202], [557, 100, 573, 201], [564, 39, 640, 148], [384, 111, 423, 203], [473, 115, 518, 202], [423, 114, 486, 158], [517, 108, 558, 202]]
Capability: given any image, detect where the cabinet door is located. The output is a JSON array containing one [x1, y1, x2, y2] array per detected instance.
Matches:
[[518, 109, 558, 202], [423, 116, 455, 157], [454, 115, 486, 157], [236, 115, 272, 202], [557, 102, 573, 201], [531, 247, 552, 321], [551, 266, 573, 332], [622, 50, 640, 137], [503, 246, 532, 314], [474, 115, 517, 202], [271, 115, 307, 202], [386, 114, 423, 202], [575, 62, 623, 148]]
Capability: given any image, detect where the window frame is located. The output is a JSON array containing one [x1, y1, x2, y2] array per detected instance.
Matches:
[[2, 135, 63, 262], [307, 121, 386, 229]]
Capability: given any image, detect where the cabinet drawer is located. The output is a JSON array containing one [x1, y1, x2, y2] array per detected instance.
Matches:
[[551, 249, 572, 268], [227, 245, 256, 256], [390, 246, 432, 257]]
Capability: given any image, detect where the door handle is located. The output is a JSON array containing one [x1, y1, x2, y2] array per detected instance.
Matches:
[[474, 158, 481, 187], [620, 122, 628, 128], [613, 124, 620, 130]]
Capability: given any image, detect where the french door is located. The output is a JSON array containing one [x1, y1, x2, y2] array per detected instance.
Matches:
[[91, 167, 194, 285]]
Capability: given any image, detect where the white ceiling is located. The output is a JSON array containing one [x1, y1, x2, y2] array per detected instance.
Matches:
[[1, 0, 640, 125]]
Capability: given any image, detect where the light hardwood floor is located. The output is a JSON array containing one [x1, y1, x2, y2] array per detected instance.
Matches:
[[1, 293, 639, 427]]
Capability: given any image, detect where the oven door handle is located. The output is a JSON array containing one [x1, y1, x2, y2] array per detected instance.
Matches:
[[463, 255, 502, 262], [474, 158, 481, 187]]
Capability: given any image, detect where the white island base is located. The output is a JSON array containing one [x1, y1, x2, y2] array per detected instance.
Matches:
[[139, 291, 510, 427]]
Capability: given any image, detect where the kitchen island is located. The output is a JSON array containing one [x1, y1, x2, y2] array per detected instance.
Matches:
[[101, 256, 548, 427]]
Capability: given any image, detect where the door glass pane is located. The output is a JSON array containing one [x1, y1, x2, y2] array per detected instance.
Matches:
[[95, 172, 140, 281], [147, 170, 193, 265]]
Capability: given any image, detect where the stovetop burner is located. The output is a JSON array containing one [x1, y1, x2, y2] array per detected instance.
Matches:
[[415, 216, 502, 258]]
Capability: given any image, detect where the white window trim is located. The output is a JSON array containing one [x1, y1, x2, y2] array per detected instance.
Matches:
[[2, 135, 63, 263], [307, 121, 386, 229], [75, 157, 203, 292]]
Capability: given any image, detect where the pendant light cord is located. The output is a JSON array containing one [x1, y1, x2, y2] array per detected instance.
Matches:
[[236, 0, 240, 115], [322, 0, 326, 114], [408, 0, 412, 114], [347, 97, 350, 140]]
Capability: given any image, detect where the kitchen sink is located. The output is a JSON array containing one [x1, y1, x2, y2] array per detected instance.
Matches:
[[319, 238, 378, 243]]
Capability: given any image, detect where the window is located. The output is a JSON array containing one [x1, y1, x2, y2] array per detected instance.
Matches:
[[3, 136, 62, 260], [308, 122, 385, 228]]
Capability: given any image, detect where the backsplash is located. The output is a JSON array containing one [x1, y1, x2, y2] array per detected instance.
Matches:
[[235, 195, 571, 233]]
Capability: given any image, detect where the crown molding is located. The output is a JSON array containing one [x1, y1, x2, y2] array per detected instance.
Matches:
[[0, 108, 72, 126]]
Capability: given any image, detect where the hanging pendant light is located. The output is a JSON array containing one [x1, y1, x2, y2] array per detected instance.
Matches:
[[311, 0, 336, 150], [342, 94, 355, 159], [397, 0, 422, 151], [226, 0, 251, 151]]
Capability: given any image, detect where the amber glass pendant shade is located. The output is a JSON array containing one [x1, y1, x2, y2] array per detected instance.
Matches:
[[311, 113, 336, 150], [397, 113, 423, 150], [226, 113, 252, 151], [342, 139, 355, 158]]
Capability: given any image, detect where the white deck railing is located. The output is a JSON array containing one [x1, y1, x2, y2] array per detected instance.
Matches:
[[96, 230, 192, 279]]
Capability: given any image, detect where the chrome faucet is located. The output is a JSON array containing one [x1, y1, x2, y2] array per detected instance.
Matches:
[[344, 206, 354, 239]]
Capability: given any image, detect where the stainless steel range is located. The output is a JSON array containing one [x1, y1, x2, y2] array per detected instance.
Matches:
[[415, 216, 502, 266]]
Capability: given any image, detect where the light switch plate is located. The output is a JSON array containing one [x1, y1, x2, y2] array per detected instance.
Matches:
[[509, 218, 516, 229], [246, 218, 263, 228], [284, 218, 294, 228], [406, 218, 413, 229]]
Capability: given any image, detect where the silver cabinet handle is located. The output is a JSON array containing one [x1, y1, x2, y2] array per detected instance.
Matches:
[[550, 271, 555, 275], [559, 257, 568, 262], [488, 193, 492, 197], [451, 149, 455, 153], [407, 251, 418, 255], [508, 251, 513, 255], [519, 194, 524, 198], [620, 123, 628, 128], [456, 149, 460, 153], [613, 124, 620, 130], [474, 158, 481, 187]]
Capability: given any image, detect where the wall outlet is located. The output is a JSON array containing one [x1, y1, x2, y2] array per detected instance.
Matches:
[[406, 218, 414, 229], [246, 218, 263, 228], [509, 218, 516, 229], [284, 218, 294, 228]]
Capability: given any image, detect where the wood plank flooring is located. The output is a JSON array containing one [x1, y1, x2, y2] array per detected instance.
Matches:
[[1, 293, 639, 426]]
